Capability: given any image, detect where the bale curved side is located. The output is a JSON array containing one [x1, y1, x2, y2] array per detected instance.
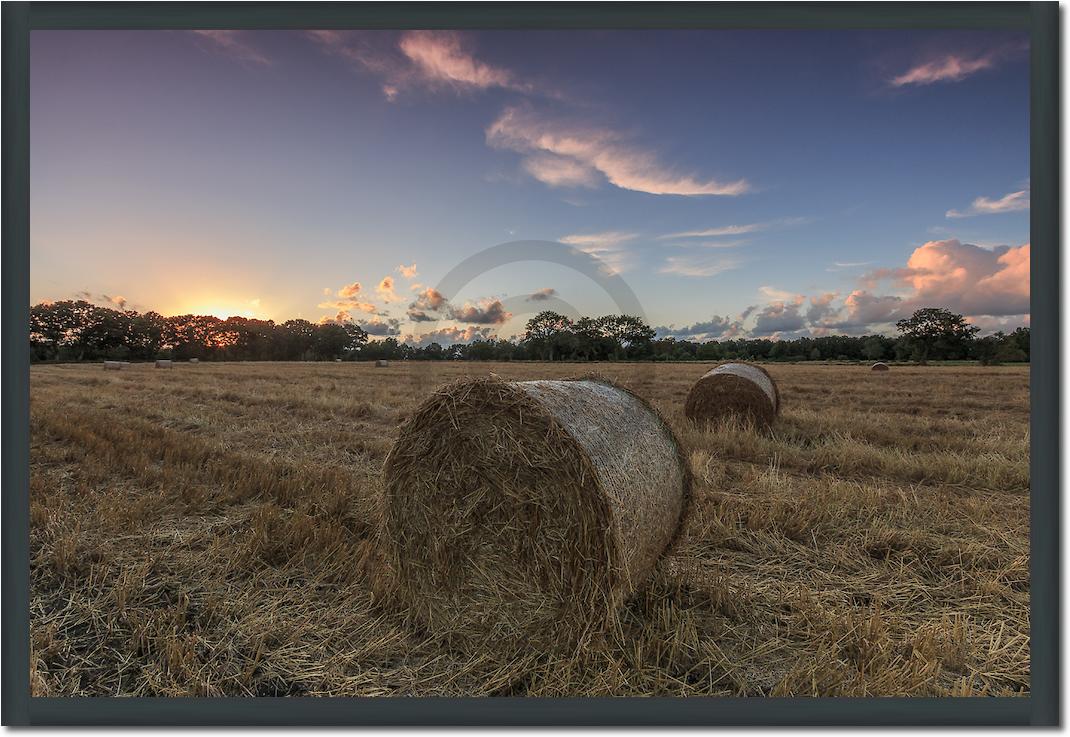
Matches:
[[684, 362, 780, 428], [871, 362, 890, 371], [381, 376, 689, 653]]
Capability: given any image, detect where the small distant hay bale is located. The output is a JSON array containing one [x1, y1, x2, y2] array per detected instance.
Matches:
[[375, 359, 390, 367], [335, 358, 342, 363], [155, 359, 173, 369], [871, 362, 890, 371], [684, 362, 780, 428], [189, 358, 199, 364], [382, 377, 691, 654], [102, 360, 123, 371]]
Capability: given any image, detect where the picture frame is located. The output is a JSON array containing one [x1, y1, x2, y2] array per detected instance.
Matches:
[[2, 1, 1058, 726]]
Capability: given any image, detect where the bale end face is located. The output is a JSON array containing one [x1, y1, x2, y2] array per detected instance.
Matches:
[[684, 362, 780, 428], [381, 376, 690, 654]]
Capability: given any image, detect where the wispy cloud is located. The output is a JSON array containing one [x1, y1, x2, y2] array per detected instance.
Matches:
[[825, 261, 871, 272], [560, 231, 639, 274], [191, 30, 271, 66], [487, 106, 749, 196], [397, 262, 419, 279], [307, 30, 536, 101], [657, 217, 808, 242], [946, 189, 1029, 218], [398, 31, 531, 94], [659, 254, 741, 278], [318, 298, 377, 314], [891, 52, 997, 87]]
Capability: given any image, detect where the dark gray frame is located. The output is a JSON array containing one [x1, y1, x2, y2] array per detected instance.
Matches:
[[2, 2, 1058, 726]]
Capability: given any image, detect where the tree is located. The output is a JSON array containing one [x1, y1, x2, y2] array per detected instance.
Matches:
[[523, 311, 574, 360], [895, 308, 978, 364]]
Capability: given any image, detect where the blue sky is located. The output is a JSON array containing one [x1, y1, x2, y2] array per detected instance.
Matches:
[[31, 29, 1030, 343]]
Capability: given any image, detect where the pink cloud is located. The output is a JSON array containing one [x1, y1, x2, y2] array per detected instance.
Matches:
[[946, 189, 1029, 218], [487, 106, 749, 196], [397, 262, 418, 279], [337, 281, 362, 298], [398, 31, 529, 94], [891, 52, 996, 87], [191, 30, 271, 66], [318, 298, 377, 314], [376, 276, 400, 303]]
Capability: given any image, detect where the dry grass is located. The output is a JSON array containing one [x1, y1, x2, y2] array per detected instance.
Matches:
[[29, 361, 1029, 697]]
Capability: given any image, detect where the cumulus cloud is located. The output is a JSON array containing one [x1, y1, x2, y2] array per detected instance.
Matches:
[[806, 292, 839, 324], [751, 296, 807, 337], [654, 315, 744, 341], [660, 254, 742, 278], [376, 276, 400, 303], [397, 262, 418, 279], [487, 106, 749, 196], [946, 189, 1029, 218], [449, 298, 511, 325], [886, 239, 1030, 316], [191, 30, 271, 66], [355, 316, 401, 336], [337, 281, 362, 298], [526, 287, 558, 302], [103, 294, 128, 311], [403, 325, 496, 347], [407, 287, 449, 320]]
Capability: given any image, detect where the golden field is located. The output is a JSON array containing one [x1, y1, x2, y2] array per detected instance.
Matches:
[[29, 361, 1029, 697]]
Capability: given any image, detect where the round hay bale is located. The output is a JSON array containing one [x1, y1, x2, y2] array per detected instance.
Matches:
[[684, 362, 780, 428], [102, 360, 123, 371], [154, 359, 173, 369], [375, 359, 390, 367], [381, 376, 691, 654], [189, 358, 199, 364], [871, 362, 890, 371]]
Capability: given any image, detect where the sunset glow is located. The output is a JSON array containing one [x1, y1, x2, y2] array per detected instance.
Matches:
[[30, 29, 1029, 341]]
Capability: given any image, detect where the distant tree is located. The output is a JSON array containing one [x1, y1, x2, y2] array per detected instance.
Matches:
[[808, 347, 822, 361], [523, 311, 574, 360], [895, 307, 979, 364]]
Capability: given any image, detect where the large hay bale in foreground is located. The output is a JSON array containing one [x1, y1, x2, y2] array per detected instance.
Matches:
[[684, 362, 780, 428], [103, 361, 123, 371], [382, 377, 691, 653], [871, 362, 890, 371], [155, 359, 173, 369], [375, 359, 390, 367]]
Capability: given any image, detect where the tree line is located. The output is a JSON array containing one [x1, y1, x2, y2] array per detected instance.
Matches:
[[30, 300, 1029, 365]]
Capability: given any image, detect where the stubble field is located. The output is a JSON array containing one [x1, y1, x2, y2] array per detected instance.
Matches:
[[29, 360, 1029, 697]]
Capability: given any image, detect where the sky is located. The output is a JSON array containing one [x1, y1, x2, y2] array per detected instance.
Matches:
[[31, 29, 1030, 344]]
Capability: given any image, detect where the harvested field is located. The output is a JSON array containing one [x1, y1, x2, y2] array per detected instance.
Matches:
[[29, 361, 1030, 697]]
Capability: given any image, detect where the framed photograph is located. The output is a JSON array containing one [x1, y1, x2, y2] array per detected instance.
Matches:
[[2, 1, 1058, 726]]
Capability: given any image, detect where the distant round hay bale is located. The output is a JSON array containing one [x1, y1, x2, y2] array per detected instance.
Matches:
[[382, 376, 691, 654], [871, 362, 890, 371], [102, 360, 123, 371], [154, 359, 173, 369], [684, 362, 780, 428], [375, 359, 390, 367], [188, 358, 200, 364]]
